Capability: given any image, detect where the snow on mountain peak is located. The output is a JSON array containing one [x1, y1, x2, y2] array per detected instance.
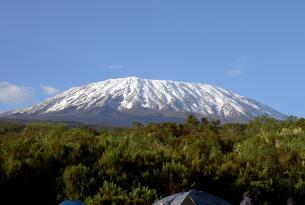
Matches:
[[1, 77, 286, 124]]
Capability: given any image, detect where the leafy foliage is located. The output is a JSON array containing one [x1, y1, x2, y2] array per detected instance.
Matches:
[[0, 116, 305, 204]]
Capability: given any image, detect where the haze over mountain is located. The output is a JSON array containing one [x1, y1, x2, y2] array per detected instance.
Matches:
[[0, 77, 286, 126]]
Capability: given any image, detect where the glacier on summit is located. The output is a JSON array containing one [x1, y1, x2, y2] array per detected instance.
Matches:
[[0, 77, 286, 125]]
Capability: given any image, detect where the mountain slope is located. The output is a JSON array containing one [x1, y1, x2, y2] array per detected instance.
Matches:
[[0, 77, 286, 125]]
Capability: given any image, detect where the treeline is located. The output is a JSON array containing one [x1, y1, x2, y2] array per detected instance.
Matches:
[[0, 116, 305, 205]]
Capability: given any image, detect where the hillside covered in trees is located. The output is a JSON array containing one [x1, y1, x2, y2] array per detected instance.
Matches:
[[0, 116, 305, 205]]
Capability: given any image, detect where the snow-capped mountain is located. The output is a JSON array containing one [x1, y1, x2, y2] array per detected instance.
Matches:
[[0, 77, 286, 125]]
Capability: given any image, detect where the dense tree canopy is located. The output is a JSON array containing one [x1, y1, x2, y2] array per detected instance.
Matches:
[[0, 116, 304, 204]]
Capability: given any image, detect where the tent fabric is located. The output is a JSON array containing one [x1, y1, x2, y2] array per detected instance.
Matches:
[[59, 200, 85, 205], [152, 190, 232, 205]]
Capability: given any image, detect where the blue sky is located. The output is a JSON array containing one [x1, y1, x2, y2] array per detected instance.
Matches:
[[0, 0, 304, 117]]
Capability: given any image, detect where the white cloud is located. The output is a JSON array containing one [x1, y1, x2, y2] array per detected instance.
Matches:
[[101, 64, 124, 70], [227, 68, 244, 77], [42, 86, 60, 95], [0, 81, 33, 104], [227, 57, 249, 77]]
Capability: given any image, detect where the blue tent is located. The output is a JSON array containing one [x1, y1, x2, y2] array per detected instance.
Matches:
[[152, 190, 232, 205], [59, 200, 85, 205]]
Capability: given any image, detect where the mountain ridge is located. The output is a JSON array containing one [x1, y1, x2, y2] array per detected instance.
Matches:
[[0, 77, 286, 125]]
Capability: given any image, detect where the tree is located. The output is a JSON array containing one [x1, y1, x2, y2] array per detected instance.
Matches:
[[63, 164, 94, 200]]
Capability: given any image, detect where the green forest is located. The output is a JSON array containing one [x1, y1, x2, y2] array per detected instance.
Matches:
[[0, 116, 305, 205]]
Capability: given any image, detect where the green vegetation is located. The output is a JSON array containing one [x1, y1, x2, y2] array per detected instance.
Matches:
[[0, 116, 305, 204]]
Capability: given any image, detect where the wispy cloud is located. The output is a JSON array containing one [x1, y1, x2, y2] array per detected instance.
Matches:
[[0, 81, 33, 104], [235, 57, 248, 64], [42, 86, 60, 95], [101, 64, 125, 70], [167, 8, 176, 14], [226, 57, 248, 78], [227, 68, 244, 77]]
